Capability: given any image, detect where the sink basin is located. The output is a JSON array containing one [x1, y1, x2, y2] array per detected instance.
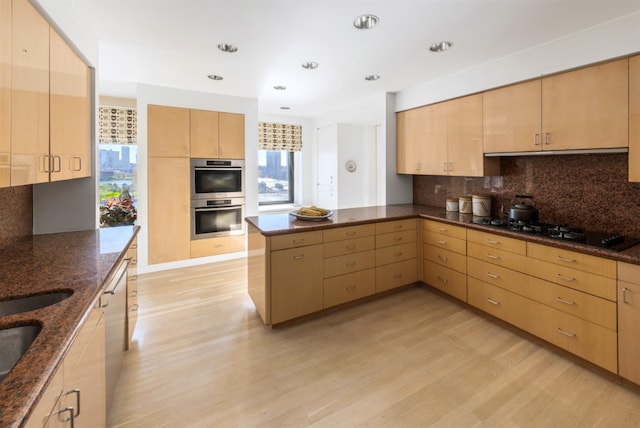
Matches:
[[0, 325, 41, 382], [0, 291, 72, 317]]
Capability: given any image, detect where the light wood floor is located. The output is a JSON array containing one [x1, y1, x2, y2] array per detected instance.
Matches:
[[108, 258, 640, 427]]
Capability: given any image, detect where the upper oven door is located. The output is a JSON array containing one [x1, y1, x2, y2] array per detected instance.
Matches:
[[191, 159, 244, 200]]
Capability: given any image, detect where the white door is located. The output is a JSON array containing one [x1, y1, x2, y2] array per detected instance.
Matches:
[[316, 125, 338, 209]]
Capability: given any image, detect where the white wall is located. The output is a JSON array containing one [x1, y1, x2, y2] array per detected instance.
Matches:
[[136, 83, 258, 274]]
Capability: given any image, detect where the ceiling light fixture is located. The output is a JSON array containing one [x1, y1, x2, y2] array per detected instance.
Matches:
[[429, 41, 453, 52], [353, 14, 379, 29], [217, 43, 238, 53], [207, 74, 223, 80], [273, 85, 287, 90], [365, 74, 380, 81], [302, 61, 319, 70]]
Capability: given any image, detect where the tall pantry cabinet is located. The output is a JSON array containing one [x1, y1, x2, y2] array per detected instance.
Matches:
[[0, 0, 10, 187]]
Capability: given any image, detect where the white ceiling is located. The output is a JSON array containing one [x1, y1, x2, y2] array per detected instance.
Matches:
[[37, 0, 640, 118]]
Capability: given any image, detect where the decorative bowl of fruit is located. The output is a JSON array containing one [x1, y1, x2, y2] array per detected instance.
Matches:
[[289, 206, 333, 221]]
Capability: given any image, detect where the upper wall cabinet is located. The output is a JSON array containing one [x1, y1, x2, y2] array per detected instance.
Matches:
[[147, 104, 190, 157], [629, 55, 640, 182], [190, 109, 245, 159], [0, 0, 10, 188], [397, 94, 499, 177], [483, 58, 629, 154]]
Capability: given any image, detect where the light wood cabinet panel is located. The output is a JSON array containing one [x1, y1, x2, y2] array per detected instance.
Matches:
[[147, 104, 190, 157], [423, 219, 466, 240], [11, 0, 49, 186], [323, 249, 375, 278], [0, 0, 10, 188], [483, 79, 542, 153], [375, 218, 416, 235], [126, 237, 138, 348], [190, 108, 219, 158], [375, 241, 416, 266], [49, 27, 91, 181], [218, 112, 245, 159], [376, 259, 417, 293], [467, 229, 526, 255], [375, 229, 415, 249], [542, 58, 628, 150], [324, 268, 375, 308], [423, 259, 467, 301], [422, 230, 466, 255], [190, 234, 246, 258], [467, 241, 528, 271], [271, 244, 323, 323], [323, 235, 374, 258], [396, 105, 443, 174], [323, 223, 375, 242], [247, 224, 268, 323], [270, 230, 323, 251], [527, 241, 616, 278], [630, 55, 640, 182], [23, 363, 64, 428], [468, 276, 529, 330], [617, 262, 640, 384], [148, 157, 190, 264], [423, 244, 467, 274]]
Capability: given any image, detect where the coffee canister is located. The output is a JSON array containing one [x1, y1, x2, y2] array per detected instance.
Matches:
[[472, 194, 491, 217], [458, 196, 472, 214], [446, 198, 459, 212]]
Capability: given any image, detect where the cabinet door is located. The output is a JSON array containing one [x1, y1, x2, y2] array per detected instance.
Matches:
[[421, 103, 448, 174], [11, 0, 49, 186], [148, 104, 190, 157], [396, 108, 422, 174], [445, 94, 485, 176], [190, 108, 219, 158], [542, 58, 628, 150], [49, 27, 91, 181], [630, 55, 640, 182], [271, 244, 323, 324], [619, 281, 640, 384], [0, 0, 10, 187], [218, 112, 244, 159], [483, 79, 542, 153], [23, 364, 64, 428], [148, 157, 190, 264]]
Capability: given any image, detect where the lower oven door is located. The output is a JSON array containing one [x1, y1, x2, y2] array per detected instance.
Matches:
[[191, 199, 245, 240]]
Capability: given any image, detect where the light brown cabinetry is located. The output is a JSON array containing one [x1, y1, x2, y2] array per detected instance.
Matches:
[[422, 219, 467, 301], [189, 109, 245, 159], [126, 236, 138, 348], [396, 104, 445, 174], [147, 104, 190, 158], [629, 55, 640, 182], [484, 58, 628, 154], [190, 235, 245, 258], [617, 262, 640, 385], [0, 0, 10, 187], [375, 219, 418, 293]]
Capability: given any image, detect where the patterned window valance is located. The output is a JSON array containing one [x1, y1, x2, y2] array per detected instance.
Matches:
[[99, 106, 137, 145], [258, 122, 302, 151]]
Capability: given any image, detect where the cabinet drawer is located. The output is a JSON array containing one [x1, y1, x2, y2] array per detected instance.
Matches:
[[618, 261, 640, 285], [468, 277, 529, 330], [323, 224, 375, 242], [467, 229, 526, 255], [423, 244, 466, 274], [423, 259, 467, 301], [324, 236, 375, 258], [270, 230, 323, 250], [422, 231, 466, 255], [191, 234, 246, 258], [376, 259, 418, 292], [376, 242, 417, 266], [467, 241, 528, 271], [423, 219, 466, 240], [527, 242, 616, 278], [523, 257, 616, 301], [467, 257, 528, 293], [376, 229, 416, 248], [324, 250, 375, 278], [375, 218, 417, 235], [324, 268, 375, 308]]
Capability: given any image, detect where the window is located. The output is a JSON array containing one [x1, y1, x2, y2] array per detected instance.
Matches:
[[258, 150, 294, 205]]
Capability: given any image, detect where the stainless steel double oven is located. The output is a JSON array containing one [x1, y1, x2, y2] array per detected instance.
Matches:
[[190, 159, 245, 240]]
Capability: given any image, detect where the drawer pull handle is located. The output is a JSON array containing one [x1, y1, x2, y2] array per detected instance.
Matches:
[[394, 225, 403, 230], [556, 297, 575, 305], [131, 304, 139, 311], [394, 273, 403, 279], [623, 287, 629, 304], [346, 285, 356, 292], [346, 261, 356, 267], [293, 255, 305, 261], [556, 328, 576, 338], [486, 254, 500, 260], [436, 240, 447, 245], [394, 236, 403, 241], [346, 231, 357, 236], [486, 298, 500, 305], [556, 273, 575, 282], [556, 255, 575, 263], [437, 276, 448, 283], [486, 239, 499, 244], [346, 245, 356, 251], [394, 252, 403, 257], [293, 239, 305, 243], [486, 272, 500, 279], [437, 227, 448, 232], [438, 255, 448, 262]]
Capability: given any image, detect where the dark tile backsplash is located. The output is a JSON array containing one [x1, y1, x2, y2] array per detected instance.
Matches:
[[413, 153, 640, 237], [0, 186, 33, 246]]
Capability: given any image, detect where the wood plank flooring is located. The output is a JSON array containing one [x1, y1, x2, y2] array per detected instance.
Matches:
[[108, 258, 640, 427]]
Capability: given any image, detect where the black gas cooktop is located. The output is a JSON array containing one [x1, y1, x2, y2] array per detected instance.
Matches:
[[475, 217, 640, 252]]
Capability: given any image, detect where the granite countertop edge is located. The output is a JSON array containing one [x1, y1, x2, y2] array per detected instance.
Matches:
[[0, 225, 140, 428]]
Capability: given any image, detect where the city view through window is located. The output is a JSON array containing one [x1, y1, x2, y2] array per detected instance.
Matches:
[[99, 144, 137, 227], [258, 150, 293, 204]]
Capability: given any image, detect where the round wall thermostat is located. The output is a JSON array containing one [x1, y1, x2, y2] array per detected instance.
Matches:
[[345, 160, 357, 172]]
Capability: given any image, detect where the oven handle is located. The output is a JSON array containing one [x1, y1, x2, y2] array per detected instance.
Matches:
[[193, 205, 244, 212]]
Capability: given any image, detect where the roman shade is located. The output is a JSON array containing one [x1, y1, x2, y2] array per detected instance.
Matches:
[[99, 106, 137, 145], [258, 122, 302, 151]]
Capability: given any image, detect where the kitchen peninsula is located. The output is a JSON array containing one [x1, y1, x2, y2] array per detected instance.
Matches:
[[246, 203, 640, 386]]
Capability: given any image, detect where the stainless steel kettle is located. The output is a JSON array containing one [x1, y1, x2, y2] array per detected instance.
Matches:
[[509, 195, 539, 222]]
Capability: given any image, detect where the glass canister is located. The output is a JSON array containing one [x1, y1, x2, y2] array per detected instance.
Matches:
[[458, 196, 472, 214], [472, 194, 491, 217]]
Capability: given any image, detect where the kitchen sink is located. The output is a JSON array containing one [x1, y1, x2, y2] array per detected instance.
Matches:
[[0, 291, 72, 318], [0, 325, 41, 382]]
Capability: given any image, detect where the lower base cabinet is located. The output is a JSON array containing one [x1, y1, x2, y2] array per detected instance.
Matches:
[[618, 262, 640, 384], [190, 235, 246, 258]]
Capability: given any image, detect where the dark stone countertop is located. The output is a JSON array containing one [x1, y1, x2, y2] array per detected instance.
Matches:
[[0, 225, 139, 428], [245, 204, 640, 265]]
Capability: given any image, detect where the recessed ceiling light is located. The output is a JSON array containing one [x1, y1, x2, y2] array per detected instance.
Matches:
[[280, 106, 291, 110], [217, 43, 238, 53], [365, 74, 380, 81], [302, 61, 319, 70], [207, 74, 223, 80], [353, 14, 379, 29], [273, 85, 287, 90], [430, 41, 453, 52]]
